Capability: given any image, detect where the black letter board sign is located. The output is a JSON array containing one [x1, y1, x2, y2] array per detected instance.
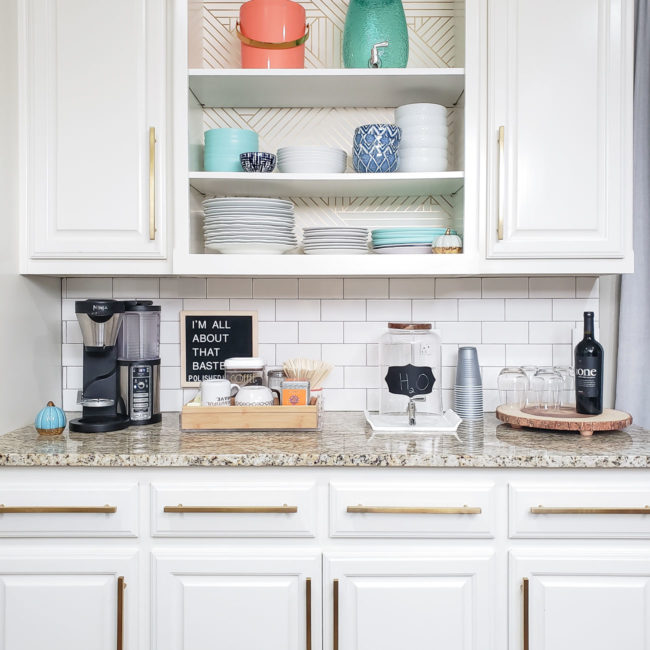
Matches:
[[180, 311, 258, 387], [384, 364, 435, 396]]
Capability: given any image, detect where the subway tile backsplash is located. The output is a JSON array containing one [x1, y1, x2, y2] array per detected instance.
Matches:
[[60, 276, 600, 413]]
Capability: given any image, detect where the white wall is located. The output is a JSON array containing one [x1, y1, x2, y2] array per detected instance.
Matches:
[[0, 0, 61, 430]]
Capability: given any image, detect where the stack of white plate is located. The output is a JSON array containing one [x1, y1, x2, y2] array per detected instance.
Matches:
[[277, 147, 347, 173], [202, 197, 297, 255], [302, 227, 369, 255], [395, 103, 448, 172]]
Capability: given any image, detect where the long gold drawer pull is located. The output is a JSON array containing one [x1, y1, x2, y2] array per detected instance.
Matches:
[[333, 579, 339, 650], [149, 126, 156, 240], [117, 576, 126, 650], [347, 505, 481, 515], [0, 504, 116, 514], [163, 504, 298, 514], [305, 578, 312, 650], [522, 577, 529, 650], [531, 505, 650, 515]]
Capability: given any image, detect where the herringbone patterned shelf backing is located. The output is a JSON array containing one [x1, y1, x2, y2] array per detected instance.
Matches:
[[199, 0, 461, 69]]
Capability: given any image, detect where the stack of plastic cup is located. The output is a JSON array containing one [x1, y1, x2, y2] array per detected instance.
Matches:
[[204, 128, 259, 172], [453, 347, 483, 420]]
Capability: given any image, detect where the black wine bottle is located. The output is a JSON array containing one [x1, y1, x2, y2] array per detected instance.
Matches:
[[574, 311, 603, 415]]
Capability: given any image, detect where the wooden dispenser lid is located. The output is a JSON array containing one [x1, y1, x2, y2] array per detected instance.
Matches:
[[387, 322, 432, 330]]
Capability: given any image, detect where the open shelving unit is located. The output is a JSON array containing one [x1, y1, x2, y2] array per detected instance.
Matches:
[[173, 0, 476, 275]]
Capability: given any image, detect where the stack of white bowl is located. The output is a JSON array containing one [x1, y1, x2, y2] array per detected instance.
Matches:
[[277, 146, 347, 173], [395, 103, 448, 172]]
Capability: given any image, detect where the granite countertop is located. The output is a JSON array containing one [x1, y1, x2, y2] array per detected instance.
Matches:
[[0, 412, 648, 468]]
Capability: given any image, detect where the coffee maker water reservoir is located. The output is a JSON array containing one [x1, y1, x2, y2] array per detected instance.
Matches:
[[117, 301, 161, 424]]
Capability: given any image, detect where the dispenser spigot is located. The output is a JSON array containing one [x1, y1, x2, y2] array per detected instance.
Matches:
[[407, 396, 426, 426], [368, 41, 389, 68]]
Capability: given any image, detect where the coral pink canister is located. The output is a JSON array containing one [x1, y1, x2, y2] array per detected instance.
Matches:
[[237, 0, 308, 69]]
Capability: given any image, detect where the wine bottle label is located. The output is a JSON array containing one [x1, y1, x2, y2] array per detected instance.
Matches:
[[576, 359, 601, 398]]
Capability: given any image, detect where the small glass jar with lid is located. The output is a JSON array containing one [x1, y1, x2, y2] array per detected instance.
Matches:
[[378, 322, 442, 416], [224, 357, 265, 387]]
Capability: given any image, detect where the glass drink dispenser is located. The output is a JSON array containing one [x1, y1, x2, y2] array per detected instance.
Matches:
[[379, 322, 442, 419]]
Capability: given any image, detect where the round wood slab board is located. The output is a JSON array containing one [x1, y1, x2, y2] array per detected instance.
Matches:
[[495, 404, 633, 436]]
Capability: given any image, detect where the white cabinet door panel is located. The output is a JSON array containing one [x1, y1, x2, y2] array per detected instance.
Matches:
[[325, 552, 496, 650], [20, 0, 166, 259], [511, 551, 650, 650], [487, 0, 633, 258], [0, 549, 137, 650], [154, 551, 321, 650]]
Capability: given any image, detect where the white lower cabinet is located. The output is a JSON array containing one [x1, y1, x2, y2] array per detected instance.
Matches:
[[325, 552, 496, 650], [0, 548, 137, 650], [2, 471, 650, 650], [510, 551, 650, 650], [153, 550, 322, 650]]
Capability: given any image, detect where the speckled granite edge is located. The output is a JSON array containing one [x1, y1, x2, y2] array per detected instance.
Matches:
[[0, 452, 648, 469]]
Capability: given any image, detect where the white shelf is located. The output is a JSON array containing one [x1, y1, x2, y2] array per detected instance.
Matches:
[[189, 171, 464, 198], [173, 251, 476, 276], [188, 68, 465, 108]]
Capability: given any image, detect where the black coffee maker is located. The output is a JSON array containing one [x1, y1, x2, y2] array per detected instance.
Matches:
[[69, 299, 130, 433]]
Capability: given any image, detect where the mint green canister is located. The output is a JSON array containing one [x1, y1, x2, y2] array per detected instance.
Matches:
[[342, 0, 409, 68]]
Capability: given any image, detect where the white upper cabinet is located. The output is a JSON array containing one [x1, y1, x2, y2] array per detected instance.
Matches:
[[486, 0, 633, 263], [19, 0, 169, 270]]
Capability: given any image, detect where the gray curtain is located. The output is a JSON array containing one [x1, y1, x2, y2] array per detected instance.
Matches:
[[616, 0, 650, 426]]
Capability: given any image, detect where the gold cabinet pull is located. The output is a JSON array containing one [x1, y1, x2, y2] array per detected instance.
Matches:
[[149, 126, 156, 240], [117, 576, 126, 650], [531, 505, 650, 515], [497, 125, 505, 240], [333, 579, 339, 650], [305, 578, 312, 650], [163, 504, 298, 514], [522, 577, 529, 650], [346, 505, 481, 515], [0, 504, 117, 514]]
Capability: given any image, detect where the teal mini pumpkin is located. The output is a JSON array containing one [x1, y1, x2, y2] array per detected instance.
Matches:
[[35, 401, 66, 435]]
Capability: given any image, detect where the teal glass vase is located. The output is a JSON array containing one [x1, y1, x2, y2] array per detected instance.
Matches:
[[342, 0, 408, 69]]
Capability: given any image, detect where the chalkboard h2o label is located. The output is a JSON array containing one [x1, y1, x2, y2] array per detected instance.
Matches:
[[180, 311, 258, 387], [384, 364, 436, 397]]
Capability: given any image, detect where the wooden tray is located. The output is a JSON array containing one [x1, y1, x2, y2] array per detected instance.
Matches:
[[180, 402, 320, 431], [496, 404, 633, 436]]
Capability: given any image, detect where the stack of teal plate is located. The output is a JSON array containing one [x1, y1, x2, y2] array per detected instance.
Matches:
[[371, 227, 457, 254], [204, 128, 259, 172]]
